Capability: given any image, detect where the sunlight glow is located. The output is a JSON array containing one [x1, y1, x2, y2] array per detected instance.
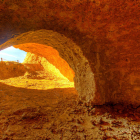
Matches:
[[0, 46, 27, 63]]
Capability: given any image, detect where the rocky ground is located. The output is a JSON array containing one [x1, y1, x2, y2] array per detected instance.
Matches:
[[0, 81, 140, 140], [0, 61, 140, 140]]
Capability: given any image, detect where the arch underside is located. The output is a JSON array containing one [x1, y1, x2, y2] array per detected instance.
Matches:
[[0, 29, 96, 103]]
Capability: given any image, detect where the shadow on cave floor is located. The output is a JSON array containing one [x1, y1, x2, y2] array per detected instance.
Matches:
[[0, 82, 78, 113], [0, 82, 140, 139], [87, 103, 140, 122]]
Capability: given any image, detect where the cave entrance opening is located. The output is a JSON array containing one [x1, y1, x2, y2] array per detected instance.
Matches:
[[0, 29, 96, 104], [19, 45, 75, 90], [0, 44, 75, 90]]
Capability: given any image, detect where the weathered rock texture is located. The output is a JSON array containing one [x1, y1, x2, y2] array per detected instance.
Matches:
[[0, 34, 95, 104], [0, 61, 44, 80], [23, 51, 74, 82], [0, 82, 140, 140], [0, 61, 26, 79], [0, 0, 140, 106]]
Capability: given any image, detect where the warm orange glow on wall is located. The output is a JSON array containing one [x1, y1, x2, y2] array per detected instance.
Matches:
[[0, 61, 26, 79], [14, 43, 75, 82]]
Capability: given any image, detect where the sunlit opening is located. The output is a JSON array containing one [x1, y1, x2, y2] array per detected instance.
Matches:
[[0, 45, 75, 90], [0, 46, 27, 63]]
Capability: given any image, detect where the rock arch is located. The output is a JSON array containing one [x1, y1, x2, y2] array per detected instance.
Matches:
[[0, 29, 96, 103]]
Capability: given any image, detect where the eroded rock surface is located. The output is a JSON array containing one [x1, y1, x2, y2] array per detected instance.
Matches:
[[0, 61, 26, 79], [0, 32, 95, 104], [23, 52, 73, 81], [0, 0, 140, 107], [1, 1, 140, 138], [0, 82, 140, 140]]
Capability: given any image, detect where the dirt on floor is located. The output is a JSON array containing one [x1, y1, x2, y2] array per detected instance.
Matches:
[[0, 61, 140, 140], [0, 81, 140, 140]]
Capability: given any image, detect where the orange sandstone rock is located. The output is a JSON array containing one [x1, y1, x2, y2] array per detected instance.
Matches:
[[0, 61, 26, 79], [21, 45, 75, 82], [23, 52, 74, 81]]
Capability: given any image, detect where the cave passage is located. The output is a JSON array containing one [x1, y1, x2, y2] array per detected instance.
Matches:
[[0, 30, 96, 103]]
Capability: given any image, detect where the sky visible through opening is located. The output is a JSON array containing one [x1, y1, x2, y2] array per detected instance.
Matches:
[[0, 46, 27, 63]]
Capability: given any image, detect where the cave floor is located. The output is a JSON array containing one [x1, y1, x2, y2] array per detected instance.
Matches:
[[0, 81, 140, 140]]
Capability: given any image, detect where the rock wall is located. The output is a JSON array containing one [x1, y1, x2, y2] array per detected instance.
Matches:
[[23, 50, 75, 82], [23, 52, 72, 81], [0, 0, 140, 106], [0, 61, 26, 79]]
